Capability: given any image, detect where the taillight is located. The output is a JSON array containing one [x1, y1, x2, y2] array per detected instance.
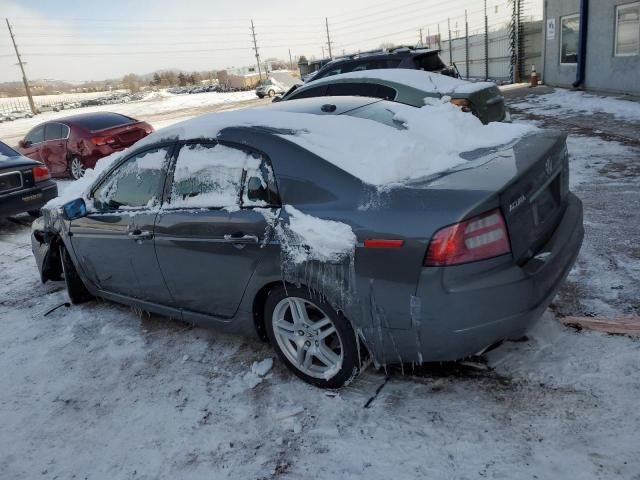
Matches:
[[424, 209, 511, 266], [32, 165, 51, 182], [450, 98, 473, 113], [91, 136, 115, 146]]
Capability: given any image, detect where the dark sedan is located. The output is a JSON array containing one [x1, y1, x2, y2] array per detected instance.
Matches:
[[15, 112, 154, 180], [1, 141, 57, 218], [31, 97, 583, 388]]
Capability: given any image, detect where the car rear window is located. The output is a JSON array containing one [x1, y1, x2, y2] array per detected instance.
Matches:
[[75, 113, 135, 131], [413, 53, 447, 71], [326, 83, 397, 100], [0, 141, 18, 158], [342, 102, 412, 130]]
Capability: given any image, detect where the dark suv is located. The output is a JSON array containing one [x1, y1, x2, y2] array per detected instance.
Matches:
[[306, 47, 457, 83]]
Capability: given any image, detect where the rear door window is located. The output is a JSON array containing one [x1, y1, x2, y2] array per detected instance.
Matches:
[[168, 142, 261, 210], [92, 147, 170, 211], [44, 123, 68, 141]]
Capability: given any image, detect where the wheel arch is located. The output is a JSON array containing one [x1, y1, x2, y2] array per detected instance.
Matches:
[[251, 280, 371, 364]]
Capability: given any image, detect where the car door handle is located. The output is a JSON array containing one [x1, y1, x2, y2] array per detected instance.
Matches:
[[223, 233, 259, 244], [128, 229, 153, 241]]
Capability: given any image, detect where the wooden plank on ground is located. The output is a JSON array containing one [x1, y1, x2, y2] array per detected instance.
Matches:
[[559, 315, 640, 336]]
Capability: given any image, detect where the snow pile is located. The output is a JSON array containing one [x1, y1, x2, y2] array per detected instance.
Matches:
[[243, 358, 273, 388], [279, 205, 356, 264], [0, 154, 9, 162], [310, 69, 498, 95], [511, 88, 640, 122], [136, 98, 534, 186]]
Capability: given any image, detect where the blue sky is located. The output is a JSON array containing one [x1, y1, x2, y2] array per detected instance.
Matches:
[[0, 0, 541, 83]]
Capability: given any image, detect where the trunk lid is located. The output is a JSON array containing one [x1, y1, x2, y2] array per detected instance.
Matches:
[[93, 122, 149, 149], [415, 130, 570, 264]]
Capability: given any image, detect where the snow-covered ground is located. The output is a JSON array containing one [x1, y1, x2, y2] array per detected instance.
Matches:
[[0, 90, 261, 146], [1, 88, 640, 479], [511, 88, 640, 122]]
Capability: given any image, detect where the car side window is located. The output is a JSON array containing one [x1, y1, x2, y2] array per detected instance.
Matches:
[[243, 156, 280, 207], [25, 125, 45, 145], [44, 123, 66, 141], [93, 147, 170, 211], [167, 142, 259, 209]]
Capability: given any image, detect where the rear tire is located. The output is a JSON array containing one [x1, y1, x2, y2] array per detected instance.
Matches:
[[60, 245, 93, 304], [267, 89, 275, 98], [69, 156, 85, 180], [265, 286, 360, 388]]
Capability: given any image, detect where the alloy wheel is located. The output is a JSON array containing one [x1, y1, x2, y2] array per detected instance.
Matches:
[[271, 297, 343, 379], [70, 157, 85, 179]]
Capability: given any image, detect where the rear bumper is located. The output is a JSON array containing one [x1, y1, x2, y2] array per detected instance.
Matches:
[[0, 181, 58, 217], [373, 193, 584, 364]]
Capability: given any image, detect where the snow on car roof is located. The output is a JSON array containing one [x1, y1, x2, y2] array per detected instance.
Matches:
[[130, 98, 534, 186], [310, 68, 498, 95], [48, 98, 534, 209]]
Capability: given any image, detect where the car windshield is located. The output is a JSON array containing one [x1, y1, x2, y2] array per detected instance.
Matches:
[[75, 113, 135, 132], [260, 80, 274, 86], [0, 141, 18, 158]]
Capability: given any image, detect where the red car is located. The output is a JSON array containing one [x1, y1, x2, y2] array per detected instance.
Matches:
[[16, 112, 154, 179]]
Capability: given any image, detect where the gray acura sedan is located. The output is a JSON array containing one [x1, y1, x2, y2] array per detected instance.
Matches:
[[31, 96, 583, 388]]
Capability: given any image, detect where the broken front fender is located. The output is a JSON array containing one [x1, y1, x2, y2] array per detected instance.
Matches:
[[31, 217, 62, 283]]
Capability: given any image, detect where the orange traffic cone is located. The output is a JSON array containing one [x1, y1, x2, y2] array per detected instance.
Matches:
[[529, 65, 539, 88]]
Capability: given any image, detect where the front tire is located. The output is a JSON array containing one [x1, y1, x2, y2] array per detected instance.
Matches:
[[60, 245, 93, 304], [69, 156, 85, 180], [265, 286, 360, 388]]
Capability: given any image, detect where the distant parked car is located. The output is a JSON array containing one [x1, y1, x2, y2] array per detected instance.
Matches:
[[0, 113, 14, 123], [279, 69, 509, 124], [15, 112, 154, 179], [0, 140, 57, 218], [256, 80, 286, 98], [306, 46, 458, 83], [9, 109, 34, 119]]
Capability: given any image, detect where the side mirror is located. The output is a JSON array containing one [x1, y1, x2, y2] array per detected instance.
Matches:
[[246, 176, 267, 202], [62, 198, 87, 221], [272, 96, 283, 103]]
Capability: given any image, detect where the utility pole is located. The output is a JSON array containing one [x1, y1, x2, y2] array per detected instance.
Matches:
[[288, 49, 293, 70], [484, 0, 490, 80], [419, 28, 423, 46], [447, 17, 453, 66], [325, 17, 333, 59], [250, 20, 263, 81], [6, 18, 36, 115]]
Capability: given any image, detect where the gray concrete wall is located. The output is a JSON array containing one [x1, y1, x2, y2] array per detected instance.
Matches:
[[543, 0, 640, 95]]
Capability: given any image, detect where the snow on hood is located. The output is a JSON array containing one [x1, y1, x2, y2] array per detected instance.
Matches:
[[310, 69, 498, 95], [47, 96, 534, 209]]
